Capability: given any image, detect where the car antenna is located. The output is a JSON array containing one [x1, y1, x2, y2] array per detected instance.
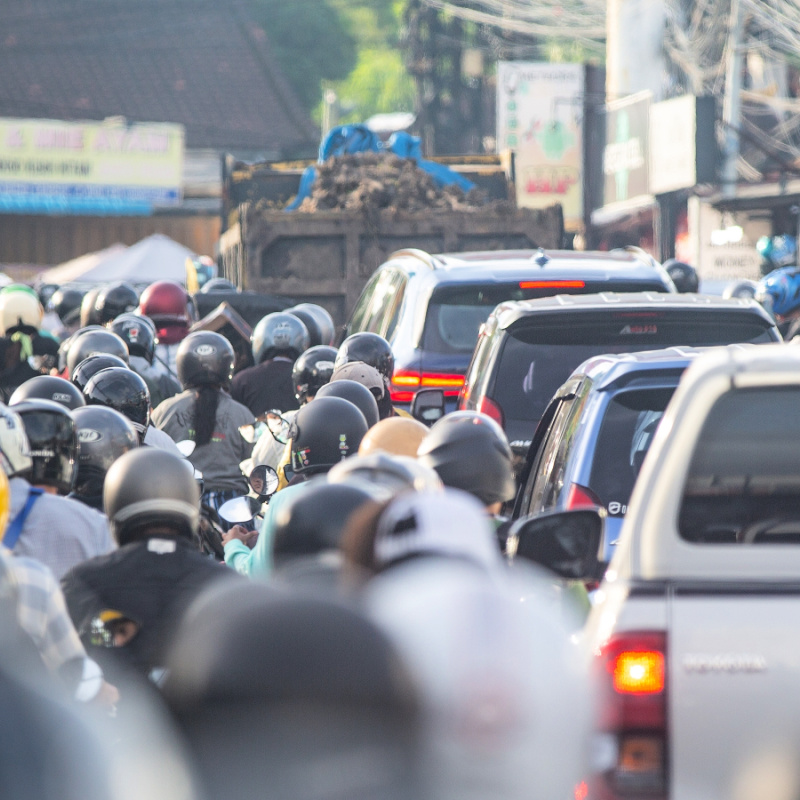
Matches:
[[533, 248, 549, 267]]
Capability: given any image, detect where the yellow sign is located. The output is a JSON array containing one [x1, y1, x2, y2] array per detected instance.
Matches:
[[0, 117, 184, 214]]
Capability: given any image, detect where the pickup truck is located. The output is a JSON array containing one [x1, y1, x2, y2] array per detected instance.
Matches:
[[581, 342, 800, 800]]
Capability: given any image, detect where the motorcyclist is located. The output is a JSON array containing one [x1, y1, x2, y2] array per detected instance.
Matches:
[[9, 374, 86, 411], [222, 395, 368, 578], [0, 402, 114, 580], [755, 266, 800, 338], [230, 312, 310, 416], [151, 331, 254, 521], [111, 312, 181, 407], [0, 288, 49, 401], [137, 280, 195, 378], [61, 448, 240, 685], [70, 405, 139, 511], [93, 282, 139, 325], [44, 286, 84, 339], [65, 328, 129, 378]]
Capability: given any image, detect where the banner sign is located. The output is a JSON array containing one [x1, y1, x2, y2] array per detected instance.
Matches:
[[603, 92, 651, 207], [0, 117, 184, 215], [497, 62, 584, 229]]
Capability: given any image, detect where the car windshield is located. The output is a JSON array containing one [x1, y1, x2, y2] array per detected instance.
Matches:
[[587, 388, 676, 516], [494, 315, 775, 425], [680, 386, 800, 544]]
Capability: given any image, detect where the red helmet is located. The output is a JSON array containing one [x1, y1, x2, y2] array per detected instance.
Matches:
[[138, 281, 194, 345]]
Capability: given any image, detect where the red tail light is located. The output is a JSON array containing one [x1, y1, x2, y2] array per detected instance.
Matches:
[[389, 370, 465, 403], [519, 279, 586, 289], [476, 395, 504, 427], [566, 483, 603, 510], [589, 632, 668, 799]]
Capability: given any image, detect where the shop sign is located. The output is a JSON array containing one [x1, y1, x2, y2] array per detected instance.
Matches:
[[603, 92, 651, 206]]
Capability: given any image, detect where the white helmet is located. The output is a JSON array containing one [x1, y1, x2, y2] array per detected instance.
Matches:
[[0, 291, 43, 335], [0, 405, 32, 477]]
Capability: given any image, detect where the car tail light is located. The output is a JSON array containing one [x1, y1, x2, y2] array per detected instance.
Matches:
[[519, 279, 586, 289], [589, 632, 668, 800], [389, 370, 465, 403], [566, 483, 603, 510], [476, 395, 504, 427]]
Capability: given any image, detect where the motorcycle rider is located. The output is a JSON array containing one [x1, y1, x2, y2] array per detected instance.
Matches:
[[93, 282, 139, 326], [137, 280, 195, 378], [0, 288, 49, 401], [151, 331, 253, 522], [65, 328, 129, 378], [0, 402, 114, 580], [9, 374, 86, 411], [230, 312, 310, 417], [61, 447, 239, 685], [44, 285, 84, 340]]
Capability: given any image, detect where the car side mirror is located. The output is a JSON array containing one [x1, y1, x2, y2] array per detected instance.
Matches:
[[506, 508, 605, 580], [248, 465, 279, 499], [410, 388, 446, 425]]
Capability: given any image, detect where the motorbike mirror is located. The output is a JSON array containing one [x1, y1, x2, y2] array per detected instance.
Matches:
[[506, 508, 605, 581], [218, 495, 263, 525], [176, 440, 196, 457], [410, 388, 446, 426], [249, 464, 279, 498], [265, 410, 291, 444]]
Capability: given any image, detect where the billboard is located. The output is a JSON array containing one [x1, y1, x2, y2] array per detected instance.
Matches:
[[496, 62, 584, 229], [603, 92, 651, 207], [0, 117, 184, 215]]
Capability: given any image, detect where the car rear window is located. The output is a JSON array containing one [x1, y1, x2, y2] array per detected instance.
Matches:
[[588, 388, 675, 516], [680, 387, 800, 544], [421, 281, 667, 354], [493, 314, 775, 424]]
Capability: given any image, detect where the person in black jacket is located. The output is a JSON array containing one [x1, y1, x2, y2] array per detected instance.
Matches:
[[61, 448, 238, 687]]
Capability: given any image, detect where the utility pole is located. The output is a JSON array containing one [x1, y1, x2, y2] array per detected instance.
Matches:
[[721, 0, 745, 199]]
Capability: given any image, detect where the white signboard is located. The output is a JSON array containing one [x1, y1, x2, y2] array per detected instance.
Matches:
[[650, 95, 697, 194], [496, 62, 584, 229]]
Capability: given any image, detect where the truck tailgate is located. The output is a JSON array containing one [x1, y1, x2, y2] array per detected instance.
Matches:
[[670, 590, 800, 799]]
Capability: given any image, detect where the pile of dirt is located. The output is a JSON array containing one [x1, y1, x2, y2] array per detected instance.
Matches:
[[286, 152, 513, 213]]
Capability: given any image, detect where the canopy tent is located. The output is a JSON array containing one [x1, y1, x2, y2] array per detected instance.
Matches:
[[40, 234, 196, 287]]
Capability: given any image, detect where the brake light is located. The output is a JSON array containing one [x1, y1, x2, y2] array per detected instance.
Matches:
[[566, 483, 603, 510], [519, 279, 586, 289], [476, 395, 504, 427], [389, 370, 465, 403], [589, 632, 668, 799]]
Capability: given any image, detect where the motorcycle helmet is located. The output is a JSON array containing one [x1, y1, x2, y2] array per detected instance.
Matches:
[[331, 360, 391, 419], [757, 234, 797, 276], [272, 479, 378, 569], [288, 396, 369, 477], [662, 259, 699, 293], [755, 266, 800, 319], [47, 287, 84, 327], [138, 281, 194, 345], [13, 399, 78, 495], [71, 354, 130, 394], [71, 405, 139, 506], [176, 331, 235, 390], [293, 303, 336, 347], [80, 287, 103, 327], [315, 379, 379, 428], [0, 289, 43, 335], [9, 375, 86, 411], [292, 345, 337, 404], [251, 312, 310, 364], [722, 279, 758, 300], [328, 452, 443, 495], [200, 278, 238, 294], [335, 332, 395, 385], [358, 416, 430, 458], [83, 367, 151, 438], [66, 329, 129, 377], [286, 306, 324, 348], [36, 283, 60, 310], [104, 448, 200, 544], [94, 282, 139, 325], [417, 410, 515, 507], [110, 313, 156, 364], [0, 404, 32, 477]]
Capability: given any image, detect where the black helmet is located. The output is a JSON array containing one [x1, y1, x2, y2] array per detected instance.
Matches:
[[71, 354, 130, 393], [13, 399, 78, 495], [199, 277, 238, 294], [417, 410, 515, 506], [37, 282, 60, 309], [47, 287, 84, 326], [79, 287, 103, 327], [9, 375, 86, 411], [292, 345, 337, 404], [94, 281, 139, 324], [104, 448, 200, 545], [289, 396, 368, 477], [293, 303, 336, 346], [663, 259, 699, 293], [72, 405, 139, 506], [335, 332, 395, 384], [315, 379, 379, 428], [286, 306, 324, 348], [176, 331, 235, 389], [272, 479, 377, 569], [83, 367, 151, 438], [252, 312, 310, 364], [110, 313, 156, 363], [66, 329, 129, 377]]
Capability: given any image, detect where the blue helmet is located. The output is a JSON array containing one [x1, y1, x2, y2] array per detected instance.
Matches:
[[755, 266, 800, 319], [757, 235, 797, 275]]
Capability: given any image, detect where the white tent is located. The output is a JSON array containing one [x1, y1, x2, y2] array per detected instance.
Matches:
[[41, 234, 196, 286], [40, 243, 128, 286]]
